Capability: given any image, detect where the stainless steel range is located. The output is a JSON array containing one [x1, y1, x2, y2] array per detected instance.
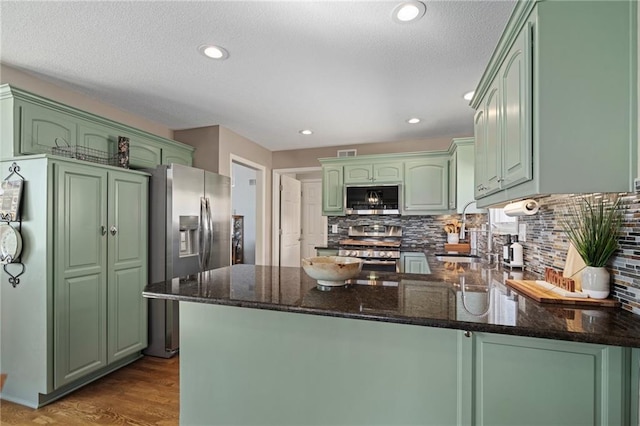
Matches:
[[338, 225, 402, 272]]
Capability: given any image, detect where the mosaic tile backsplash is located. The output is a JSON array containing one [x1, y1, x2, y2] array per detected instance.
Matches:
[[328, 191, 640, 316], [499, 193, 640, 316]]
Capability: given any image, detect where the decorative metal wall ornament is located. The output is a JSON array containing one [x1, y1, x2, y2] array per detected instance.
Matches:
[[0, 162, 25, 287]]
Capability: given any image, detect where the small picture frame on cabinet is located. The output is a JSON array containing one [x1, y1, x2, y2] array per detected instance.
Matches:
[[0, 179, 23, 222]]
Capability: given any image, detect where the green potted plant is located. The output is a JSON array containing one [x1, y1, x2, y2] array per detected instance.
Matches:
[[561, 194, 623, 299]]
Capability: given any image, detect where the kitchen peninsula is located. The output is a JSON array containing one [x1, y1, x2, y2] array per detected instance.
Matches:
[[144, 258, 640, 425]]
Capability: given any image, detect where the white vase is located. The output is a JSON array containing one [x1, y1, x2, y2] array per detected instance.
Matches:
[[581, 266, 610, 299], [447, 233, 459, 244]]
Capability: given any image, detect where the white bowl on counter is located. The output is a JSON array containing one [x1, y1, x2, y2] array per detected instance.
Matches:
[[301, 256, 364, 286]]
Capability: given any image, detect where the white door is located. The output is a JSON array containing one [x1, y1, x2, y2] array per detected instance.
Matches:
[[280, 175, 301, 267], [301, 180, 327, 259]]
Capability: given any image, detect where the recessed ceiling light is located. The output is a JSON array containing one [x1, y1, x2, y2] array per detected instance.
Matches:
[[463, 91, 475, 101], [406, 117, 421, 124], [299, 129, 313, 135], [198, 45, 229, 60], [393, 1, 426, 23]]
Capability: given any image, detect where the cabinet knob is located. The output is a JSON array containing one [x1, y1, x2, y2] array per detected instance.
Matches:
[[100, 226, 107, 236], [110, 226, 118, 236], [464, 331, 472, 338]]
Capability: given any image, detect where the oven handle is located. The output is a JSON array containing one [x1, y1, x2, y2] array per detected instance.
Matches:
[[361, 259, 398, 265]]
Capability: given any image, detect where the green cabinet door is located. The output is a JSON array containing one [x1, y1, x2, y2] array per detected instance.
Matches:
[[372, 162, 403, 183], [20, 101, 77, 154], [344, 162, 403, 184], [463, 332, 632, 426], [483, 83, 501, 196], [316, 248, 338, 257], [54, 162, 108, 388], [129, 136, 162, 169], [500, 22, 532, 190], [400, 252, 430, 274], [343, 164, 373, 184], [403, 158, 448, 214], [473, 109, 487, 198], [161, 146, 193, 166], [78, 121, 115, 155], [107, 171, 148, 364], [322, 165, 344, 215], [448, 150, 457, 210]]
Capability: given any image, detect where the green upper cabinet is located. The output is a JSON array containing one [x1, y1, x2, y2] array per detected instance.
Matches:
[[78, 120, 117, 154], [449, 138, 484, 214], [448, 150, 457, 210], [471, 0, 636, 207], [475, 24, 531, 200], [0, 85, 195, 168], [161, 145, 193, 166], [344, 162, 403, 184], [20, 101, 78, 154], [403, 157, 448, 214], [128, 136, 163, 169], [320, 151, 460, 216], [321, 165, 344, 216]]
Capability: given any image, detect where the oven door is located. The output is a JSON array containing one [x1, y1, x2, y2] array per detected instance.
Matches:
[[361, 259, 399, 272]]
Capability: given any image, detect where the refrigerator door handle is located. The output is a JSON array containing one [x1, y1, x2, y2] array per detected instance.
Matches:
[[205, 197, 214, 270], [199, 197, 208, 271]]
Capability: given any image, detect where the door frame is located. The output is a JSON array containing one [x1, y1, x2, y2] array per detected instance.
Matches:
[[272, 167, 322, 267], [230, 154, 267, 265]]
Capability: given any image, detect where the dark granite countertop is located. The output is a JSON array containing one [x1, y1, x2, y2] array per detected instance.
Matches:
[[143, 255, 640, 348]]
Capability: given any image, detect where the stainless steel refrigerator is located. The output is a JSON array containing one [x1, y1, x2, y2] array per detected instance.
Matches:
[[144, 163, 231, 358]]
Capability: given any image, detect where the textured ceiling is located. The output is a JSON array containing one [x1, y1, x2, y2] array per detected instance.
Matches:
[[0, 1, 515, 151]]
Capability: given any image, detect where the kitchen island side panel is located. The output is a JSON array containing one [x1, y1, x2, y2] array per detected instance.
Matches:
[[180, 302, 462, 426]]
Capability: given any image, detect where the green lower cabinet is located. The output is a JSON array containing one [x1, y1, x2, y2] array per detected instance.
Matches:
[[181, 303, 462, 425], [400, 252, 430, 273], [53, 161, 148, 389], [316, 248, 338, 257], [179, 304, 638, 425], [462, 332, 633, 426], [106, 171, 148, 363], [54, 163, 108, 387]]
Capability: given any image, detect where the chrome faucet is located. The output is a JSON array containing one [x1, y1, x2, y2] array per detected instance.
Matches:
[[459, 200, 476, 241]]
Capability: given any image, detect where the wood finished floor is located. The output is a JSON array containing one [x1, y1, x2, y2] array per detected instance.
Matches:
[[0, 355, 179, 425]]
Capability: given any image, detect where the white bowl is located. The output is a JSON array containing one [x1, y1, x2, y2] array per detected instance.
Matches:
[[301, 256, 364, 286]]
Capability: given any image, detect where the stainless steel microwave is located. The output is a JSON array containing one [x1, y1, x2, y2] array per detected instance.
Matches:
[[345, 185, 401, 215]]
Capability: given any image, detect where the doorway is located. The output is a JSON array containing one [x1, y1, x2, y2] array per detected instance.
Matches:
[[272, 168, 327, 267], [231, 162, 257, 264]]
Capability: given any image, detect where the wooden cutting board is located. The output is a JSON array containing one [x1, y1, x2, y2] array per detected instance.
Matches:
[[505, 280, 620, 307], [444, 243, 470, 253]]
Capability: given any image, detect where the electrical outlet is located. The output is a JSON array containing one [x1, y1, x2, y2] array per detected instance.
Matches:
[[518, 224, 527, 242], [331, 224, 338, 234]]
